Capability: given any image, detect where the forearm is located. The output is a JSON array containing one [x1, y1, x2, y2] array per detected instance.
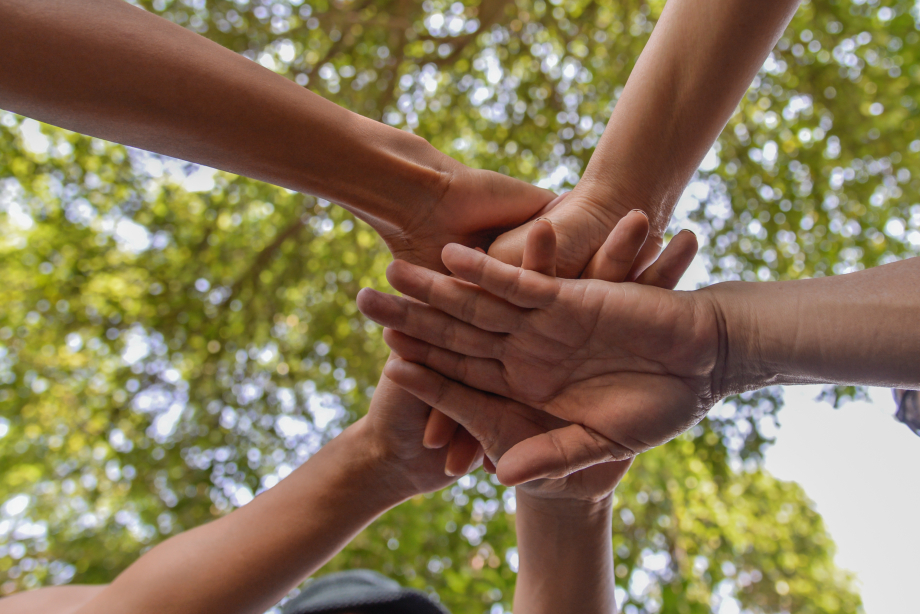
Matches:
[[705, 257, 920, 396], [577, 0, 800, 237], [0, 0, 451, 231], [512, 491, 616, 614], [74, 422, 407, 614]]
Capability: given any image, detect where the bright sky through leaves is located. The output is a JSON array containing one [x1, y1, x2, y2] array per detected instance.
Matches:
[[3, 0, 920, 611]]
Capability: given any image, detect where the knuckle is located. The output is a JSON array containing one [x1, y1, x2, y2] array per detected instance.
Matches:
[[443, 320, 460, 348], [432, 375, 451, 406], [508, 268, 526, 301], [546, 429, 574, 478], [584, 426, 634, 462], [460, 292, 478, 323]]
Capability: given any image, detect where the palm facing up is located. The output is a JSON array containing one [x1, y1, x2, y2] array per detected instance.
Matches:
[[358, 235, 716, 485]]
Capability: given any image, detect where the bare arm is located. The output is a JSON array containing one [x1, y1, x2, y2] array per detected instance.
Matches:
[[513, 494, 617, 614], [68, 424, 405, 614], [708, 257, 920, 396], [0, 371, 464, 614], [491, 0, 801, 277], [0, 586, 103, 614], [0, 0, 442, 227], [0, 432, 399, 614], [0, 0, 553, 270], [361, 247, 920, 482]]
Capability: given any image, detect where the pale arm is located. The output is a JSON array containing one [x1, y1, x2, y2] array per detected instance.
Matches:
[[63, 423, 407, 614], [0, 0, 442, 231], [513, 493, 617, 614], [491, 0, 801, 277], [0, 366, 469, 614], [0, 0, 553, 269], [0, 586, 103, 614]]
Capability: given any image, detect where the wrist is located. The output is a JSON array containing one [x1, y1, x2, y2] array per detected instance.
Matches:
[[513, 487, 616, 614], [515, 488, 614, 520], [338, 115, 456, 236], [328, 421, 417, 511], [694, 281, 772, 400], [545, 177, 666, 278], [572, 171, 671, 242]]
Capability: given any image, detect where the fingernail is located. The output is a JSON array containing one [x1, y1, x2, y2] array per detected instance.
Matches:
[[534, 217, 553, 226], [680, 228, 696, 236], [444, 468, 457, 477], [630, 209, 649, 220]]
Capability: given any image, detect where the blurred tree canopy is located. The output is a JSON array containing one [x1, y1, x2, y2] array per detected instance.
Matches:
[[3, 0, 920, 611]]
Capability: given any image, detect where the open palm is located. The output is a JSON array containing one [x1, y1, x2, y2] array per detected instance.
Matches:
[[359, 240, 718, 484]]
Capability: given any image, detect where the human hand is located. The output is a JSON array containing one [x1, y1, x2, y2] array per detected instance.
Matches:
[[349, 356, 484, 500], [514, 211, 677, 503], [424, 211, 676, 501], [487, 185, 666, 280], [358, 218, 702, 487], [369, 163, 557, 479], [379, 162, 557, 274]]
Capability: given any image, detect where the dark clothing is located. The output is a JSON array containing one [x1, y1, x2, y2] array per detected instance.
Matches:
[[282, 570, 449, 614], [894, 389, 920, 436]]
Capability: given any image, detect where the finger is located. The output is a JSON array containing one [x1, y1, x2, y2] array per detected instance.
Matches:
[[626, 236, 663, 281], [635, 230, 698, 290], [420, 243, 487, 454], [441, 244, 559, 309], [534, 191, 570, 218], [445, 428, 483, 477], [432, 224, 552, 460], [383, 329, 512, 398], [424, 409, 459, 449], [357, 288, 504, 355], [581, 210, 650, 282], [521, 219, 557, 277], [482, 455, 497, 474], [484, 193, 572, 270], [495, 424, 636, 486], [385, 260, 525, 333], [383, 359, 554, 459]]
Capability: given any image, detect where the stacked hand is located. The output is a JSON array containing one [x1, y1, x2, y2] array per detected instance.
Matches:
[[359, 211, 701, 490], [378, 164, 557, 274]]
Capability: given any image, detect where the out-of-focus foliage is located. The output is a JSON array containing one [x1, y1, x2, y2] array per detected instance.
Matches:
[[4, 0, 919, 610]]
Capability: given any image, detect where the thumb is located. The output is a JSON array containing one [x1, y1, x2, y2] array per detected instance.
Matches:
[[495, 423, 637, 486], [488, 193, 569, 268]]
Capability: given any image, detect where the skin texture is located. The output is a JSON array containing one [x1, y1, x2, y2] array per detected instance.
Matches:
[[375, 218, 695, 614], [0, 0, 548, 520], [0, 219, 687, 614], [510, 217, 682, 614], [0, 0, 556, 275], [488, 0, 801, 279], [358, 219, 699, 483], [0, 586, 103, 614], [424, 0, 802, 458], [360, 250, 712, 484], [0, 372, 460, 614], [433, 217, 695, 614], [359, 244, 920, 485]]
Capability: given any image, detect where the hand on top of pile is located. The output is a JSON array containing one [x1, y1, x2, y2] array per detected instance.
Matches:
[[358, 211, 701, 490]]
